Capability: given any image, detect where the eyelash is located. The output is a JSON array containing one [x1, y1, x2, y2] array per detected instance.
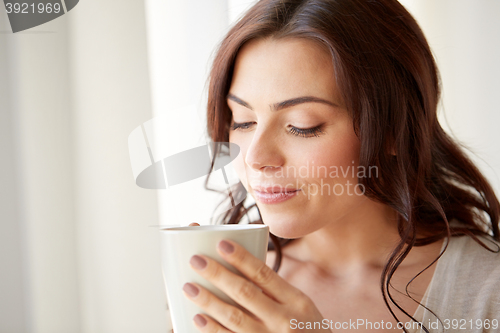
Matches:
[[230, 122, 324, 138]]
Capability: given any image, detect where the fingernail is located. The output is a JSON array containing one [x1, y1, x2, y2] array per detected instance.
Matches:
[[182, 283, 199, 297], [190, 255, 207, 270], [193, 314, 207, 327], [218, 240, 234, 254]]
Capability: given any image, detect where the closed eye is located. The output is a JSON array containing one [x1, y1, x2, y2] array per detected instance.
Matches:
[[288, 125, 324, 138], [230, 121, 255, 131], [230, 122, 324, 138]]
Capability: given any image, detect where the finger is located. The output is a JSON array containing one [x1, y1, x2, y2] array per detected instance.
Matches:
[[189, 222, 200, 226], [216, 239, 304, 304], [183, 282, 262, 333], [188, 254, 280, 323], [191, 314, 233, 333]]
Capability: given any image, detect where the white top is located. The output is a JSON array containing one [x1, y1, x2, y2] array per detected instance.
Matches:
[[410, 234, 500, 333]]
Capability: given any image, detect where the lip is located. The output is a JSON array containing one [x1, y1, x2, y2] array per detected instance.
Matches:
[[252, 185, 301, 204], [251, 185, 299, 193]]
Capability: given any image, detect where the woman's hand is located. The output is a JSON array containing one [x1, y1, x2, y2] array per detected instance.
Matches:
[[181, 235, 331, 332]]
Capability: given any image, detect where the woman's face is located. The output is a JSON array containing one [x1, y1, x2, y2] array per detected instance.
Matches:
[[228, 37, 363, 238]]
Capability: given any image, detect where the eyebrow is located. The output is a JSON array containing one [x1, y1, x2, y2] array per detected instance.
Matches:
[[227, 93, 339, 111]]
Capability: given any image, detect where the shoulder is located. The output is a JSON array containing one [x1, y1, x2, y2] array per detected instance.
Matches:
[[435, 234, 500, 289], [439, 234, 500, 275], [420, 234, 500, 329]]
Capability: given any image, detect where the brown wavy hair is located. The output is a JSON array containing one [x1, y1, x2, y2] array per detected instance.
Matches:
[[203, 0, 500, 330]]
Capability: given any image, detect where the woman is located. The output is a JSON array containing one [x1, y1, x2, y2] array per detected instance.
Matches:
[[182, 0, 500, 332]]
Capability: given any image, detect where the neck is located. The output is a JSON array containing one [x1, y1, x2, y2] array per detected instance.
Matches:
[[283, 197, 438, 276]]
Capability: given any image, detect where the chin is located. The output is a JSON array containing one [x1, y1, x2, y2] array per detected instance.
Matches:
[[264, 217, 309, 239]]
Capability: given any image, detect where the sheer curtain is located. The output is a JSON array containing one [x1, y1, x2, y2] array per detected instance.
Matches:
[[1, 0, 164, 332]]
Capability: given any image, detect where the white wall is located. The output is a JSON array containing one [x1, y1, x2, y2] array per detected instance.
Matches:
[[143, 0, 230, 228], [143, 0, 258, 229], [399, 0, 500, 194]]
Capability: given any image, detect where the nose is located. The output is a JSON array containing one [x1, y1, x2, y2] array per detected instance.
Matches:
[[244, 124, 285, 172]]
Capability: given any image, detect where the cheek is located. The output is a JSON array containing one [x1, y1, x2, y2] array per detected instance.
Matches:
[[289, 136, 362, 230], [322, 138, 359, 170], [298, 133, 361, 183]]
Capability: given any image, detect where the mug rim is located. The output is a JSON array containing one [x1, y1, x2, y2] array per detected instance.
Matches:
[[159, 224, 268, 233]]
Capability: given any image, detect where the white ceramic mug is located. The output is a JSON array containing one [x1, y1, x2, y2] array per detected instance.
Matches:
[[160, 224, 269, 333]]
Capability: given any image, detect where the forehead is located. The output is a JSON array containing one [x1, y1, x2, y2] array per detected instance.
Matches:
[[229, 37, 341, 106]]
